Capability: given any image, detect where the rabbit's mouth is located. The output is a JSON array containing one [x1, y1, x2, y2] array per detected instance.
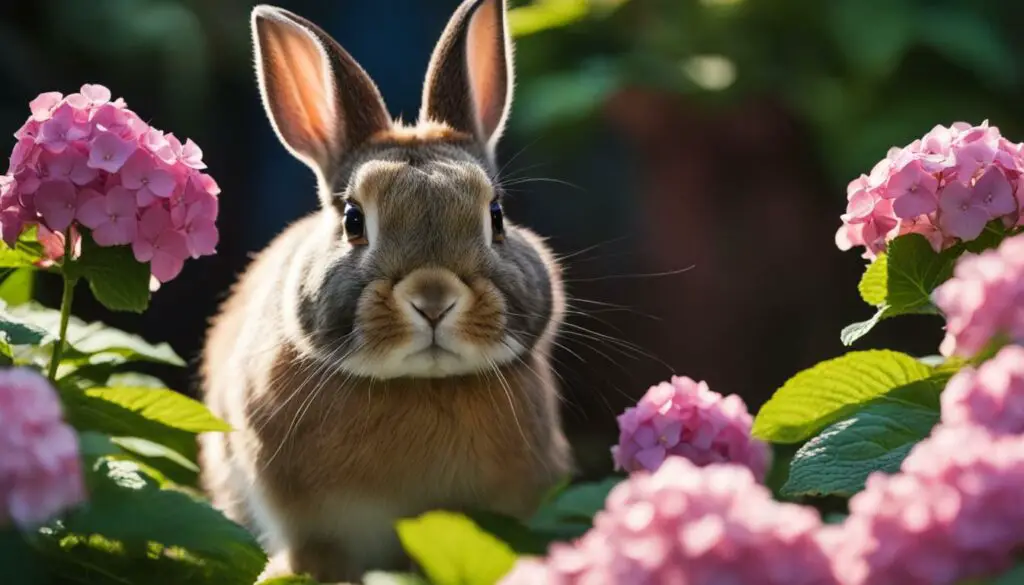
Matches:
[[410, 343, 460, 360]]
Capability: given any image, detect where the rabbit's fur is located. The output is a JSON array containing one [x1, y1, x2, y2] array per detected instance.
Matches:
[[198, 0, 572, 581]]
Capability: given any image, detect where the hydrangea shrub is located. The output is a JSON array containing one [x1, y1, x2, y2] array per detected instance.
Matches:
[[372, 121, 1024, 585], [3, 87, 1024, 585], [0, 87, 265, 585]]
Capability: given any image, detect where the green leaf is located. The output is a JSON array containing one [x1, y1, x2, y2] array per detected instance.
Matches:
[[0, 267, 35, 305], [753, 350, 932, 443], [7, 302, 184, 366], [58, 385, 200, 471], [858, 253, 887, 306], [106, 371, 168, 388], [85, 387, 231, 434], [843, 234, 962, 345], [63, 460, 266, 583], [0, 233, 43, 268], [964, 221, 1009, 254], [781, 376, 946, 497], [110, 436, 200, 472], [530, 477, 621, 531], [0, 304, 51, 345], [885, 234, 960, 314], [64, 232, 151, 313], [840, 307, 888, 347], [468, 478, 625, 555], [77, 430, 124, 463], [0, 339, 12, 365], [396, 511, 518, 585]]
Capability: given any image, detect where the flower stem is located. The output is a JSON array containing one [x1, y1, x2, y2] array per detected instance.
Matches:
[[47, 232, 76, 381]]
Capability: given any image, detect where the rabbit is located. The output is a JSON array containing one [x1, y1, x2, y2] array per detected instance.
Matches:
[[198, 0, 573, 582]]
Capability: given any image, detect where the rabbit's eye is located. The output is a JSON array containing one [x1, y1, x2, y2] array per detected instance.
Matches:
[[490, 200, 505, 243], [344, 203, 367, 245]]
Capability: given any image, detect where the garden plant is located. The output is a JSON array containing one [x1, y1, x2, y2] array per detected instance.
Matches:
[[3, 66, 1024, 585]]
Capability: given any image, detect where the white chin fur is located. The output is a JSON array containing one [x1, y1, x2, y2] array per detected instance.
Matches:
[[338, 333, 526, 380]]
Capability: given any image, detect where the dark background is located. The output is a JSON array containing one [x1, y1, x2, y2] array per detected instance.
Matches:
[[3, 0, 1023, 477]]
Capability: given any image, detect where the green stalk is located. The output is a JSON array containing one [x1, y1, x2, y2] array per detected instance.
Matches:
[[46, 232, 76, 381]]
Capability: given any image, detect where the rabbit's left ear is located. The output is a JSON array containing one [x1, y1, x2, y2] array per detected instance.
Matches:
[[419, 0, 513, 157]]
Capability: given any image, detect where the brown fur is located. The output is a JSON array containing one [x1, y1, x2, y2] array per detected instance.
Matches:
[[368, 122, 473, 147], [201, 2, 571, 582]]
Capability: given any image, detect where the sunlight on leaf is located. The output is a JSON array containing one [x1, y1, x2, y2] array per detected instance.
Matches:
[[753, 350, 932, 443], [397, 511, 518, 585]]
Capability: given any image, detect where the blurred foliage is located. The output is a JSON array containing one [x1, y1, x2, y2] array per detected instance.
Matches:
[[509, 0, 1024, 187]]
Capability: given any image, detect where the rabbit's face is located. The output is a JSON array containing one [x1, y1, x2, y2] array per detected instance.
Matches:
[[251, 0, 556, 378], [297, 139, 556, 379]]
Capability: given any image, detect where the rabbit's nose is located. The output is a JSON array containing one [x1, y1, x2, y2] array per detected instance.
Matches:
[[408, 280, 459, 327], [410, 298, 457, 327]]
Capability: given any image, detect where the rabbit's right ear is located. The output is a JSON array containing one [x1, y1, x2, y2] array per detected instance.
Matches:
[[251, 5, 391, 182]]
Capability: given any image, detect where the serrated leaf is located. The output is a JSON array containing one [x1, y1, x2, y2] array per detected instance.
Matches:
[[396, 511, 518, 585], [843, 234, 962, 344], [753, 350, 932, 443], [85, 387, 230, 434], [858, 253, 887, 306], [62, 460, 266, 584], [58, 385, 199, 470], [64, 232, 151, 313], [8, 302, 184, 366], [781, 376, 945, 497], [886, 234, 960, 314]]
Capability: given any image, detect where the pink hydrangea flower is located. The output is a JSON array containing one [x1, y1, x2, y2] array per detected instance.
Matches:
[[836, 121, 1023, 258], [0, 84, 220, 283], [611, 375, 771, 480], [932, 233, 1024, 357], [0, 368, 85, 529], [827, 426, 1024, 585], [500, 457, 836, 585], [76, 186, 137, 246], [941, 346, 1024, 434]]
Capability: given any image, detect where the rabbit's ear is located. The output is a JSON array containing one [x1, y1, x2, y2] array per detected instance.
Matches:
[[251, 5, 391, 180], [420, 0, 513, 157]]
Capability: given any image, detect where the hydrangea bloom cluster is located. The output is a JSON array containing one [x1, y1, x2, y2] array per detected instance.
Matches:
[[836, 121, 1024, 258], [827, 426, 1024, 585], [941, 346, 1024, 433], [500, 458, 836, 585], [611, 375, 771, 481], [931, 233, 1024, 357], [0, 368, 85, 529], [0, 85, 219, 282]]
